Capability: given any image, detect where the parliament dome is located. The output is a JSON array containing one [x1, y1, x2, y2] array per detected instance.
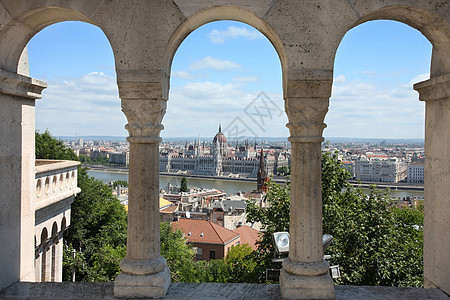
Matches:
[[213, 124, 227, 144]]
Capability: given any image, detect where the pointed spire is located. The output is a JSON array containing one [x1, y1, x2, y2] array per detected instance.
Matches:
[[219, 123, 222, 133], [257, 147, 266, 192]]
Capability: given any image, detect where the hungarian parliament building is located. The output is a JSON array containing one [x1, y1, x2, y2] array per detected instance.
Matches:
[[159, 126, 290, 178]]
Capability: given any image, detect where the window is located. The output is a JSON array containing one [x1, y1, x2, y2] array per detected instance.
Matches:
[[209, 249, 216, 260], [196, 248, 202, 260]]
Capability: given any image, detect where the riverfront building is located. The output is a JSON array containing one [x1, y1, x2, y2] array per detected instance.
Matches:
[[159, 126, 289, 178], [407, 163, 425, 184], [344, 155, 408, 183]]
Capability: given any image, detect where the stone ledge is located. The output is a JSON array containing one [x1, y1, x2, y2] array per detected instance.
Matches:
[[0, 282, 449, 300]]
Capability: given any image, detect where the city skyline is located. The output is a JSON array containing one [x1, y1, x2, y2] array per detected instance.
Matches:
[[28, 20, 431, 139]]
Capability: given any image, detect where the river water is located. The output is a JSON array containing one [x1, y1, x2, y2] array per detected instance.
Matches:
[[87, 170, 424, 200]]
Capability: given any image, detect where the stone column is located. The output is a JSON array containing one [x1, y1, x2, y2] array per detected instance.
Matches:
[[114, 82, 170, 298], [0, 68, 46, 290], [414, 74, 450, 295], [280, 79, 334, 299]]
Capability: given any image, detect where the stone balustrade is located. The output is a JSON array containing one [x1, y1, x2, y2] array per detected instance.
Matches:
[[35, 160, 81, 211]]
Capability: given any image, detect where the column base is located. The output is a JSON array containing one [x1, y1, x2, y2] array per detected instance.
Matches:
[[114, 266, 171, 299], [280, 260, 334, 299]]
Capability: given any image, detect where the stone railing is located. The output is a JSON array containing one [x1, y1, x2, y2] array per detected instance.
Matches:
[[35, 160, 81, 211]]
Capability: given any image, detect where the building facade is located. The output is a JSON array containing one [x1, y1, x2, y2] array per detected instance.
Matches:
[[354, 156, 407, 183], [407, 163, 425, 184], [160, 126, 289, 178], [34, 160, 80, 282]]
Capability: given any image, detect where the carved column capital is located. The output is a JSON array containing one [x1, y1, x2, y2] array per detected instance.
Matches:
[[0, 68, 47, 99], [118, 81, 166, 143], [284, 79, 331, 142], [414, 73, 450, 102], [285, 97, 329, 142]]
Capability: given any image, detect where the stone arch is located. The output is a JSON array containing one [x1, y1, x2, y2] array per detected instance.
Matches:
[[61, 217, 67, 234], [0, 4, 115, 74], [163, 6, 287, 95], [40, 227, 48, 282], [51, 222, 58, 282], [347, 4, 450, 76], [331, 3, 450, 294]]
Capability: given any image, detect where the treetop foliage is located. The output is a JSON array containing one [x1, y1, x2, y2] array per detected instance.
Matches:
[[35, 129, 78, 161], [247, 152, 424, 287]]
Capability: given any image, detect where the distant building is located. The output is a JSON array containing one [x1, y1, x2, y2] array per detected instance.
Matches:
[[341, 161, 355, 178], [172, 219, 241, 260], [159, 125, 289, 178], [407, 163, 424, 184], [354, 156, 407, 182], [210, 199, 247, 230], [109, 151, 129, 165]]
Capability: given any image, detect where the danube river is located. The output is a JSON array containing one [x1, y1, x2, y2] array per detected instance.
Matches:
[[87, 170, 424, 200]]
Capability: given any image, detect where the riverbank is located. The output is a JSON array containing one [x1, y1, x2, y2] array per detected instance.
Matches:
[[85, 165, 424, 191], [85, 165, 288, 184]]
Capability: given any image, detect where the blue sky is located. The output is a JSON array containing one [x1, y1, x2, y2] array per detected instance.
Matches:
[[28, 20, 431, 139]]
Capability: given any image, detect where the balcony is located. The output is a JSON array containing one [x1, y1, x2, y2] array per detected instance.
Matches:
[[35, 160, 81, 212], [34, 160, 81, 283]]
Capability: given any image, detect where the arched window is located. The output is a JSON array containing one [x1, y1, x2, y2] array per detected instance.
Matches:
[[51, 222, 58, 282], [40, 228, 48, 282]]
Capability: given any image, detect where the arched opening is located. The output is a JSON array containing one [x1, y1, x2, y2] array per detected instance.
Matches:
[[160, 18, 286, 278], [328, 5, 450, 292], [328, 20, 430, 140], [40, 227, 48, 282], [25, 19, 123, 284], [51, 222, 58, 282]]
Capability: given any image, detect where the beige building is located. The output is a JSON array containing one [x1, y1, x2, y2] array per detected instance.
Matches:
[[0, 1, 449, 299], [34, 160, 80, 282], [354, 156, 407, 182]]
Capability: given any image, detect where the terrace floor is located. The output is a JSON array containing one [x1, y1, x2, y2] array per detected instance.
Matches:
[[1, 282, 449, 300]]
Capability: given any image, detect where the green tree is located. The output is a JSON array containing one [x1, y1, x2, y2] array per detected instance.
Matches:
[[276, 166, 290, 176], [64, 167, 128, 281], [225, 244, 258, 283], [160, 222, 196, 282], [79, 154, 92, 164], [35, 129, 78, 161], [246, 152, 424, 287], [180, 177, 188, 192], [112, 180, 129, 188]]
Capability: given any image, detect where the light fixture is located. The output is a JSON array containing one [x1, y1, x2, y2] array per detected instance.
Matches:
[[273, 232, 334, 255], [322, 234, 333, 250], [273, 232, 290, 254]]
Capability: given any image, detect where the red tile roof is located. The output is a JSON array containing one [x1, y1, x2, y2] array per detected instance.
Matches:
[[160, 205, 178, 214], [233, 225, 261, 251], [172, 219, 240, 245]]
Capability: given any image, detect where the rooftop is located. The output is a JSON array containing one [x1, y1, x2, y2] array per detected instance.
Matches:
[[172, 219, 239, 245]]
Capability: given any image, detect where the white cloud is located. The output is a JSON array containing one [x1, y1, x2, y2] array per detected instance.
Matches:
[[361, 70, 375, 76], [163, 81, 287, 137], [325, 75, 426, 138], [334, 75, 346, 84], [36, 72, 127, 136], [190, 56, 241, 71], [172, 70, 193, 80], [409, 73, 430, 85], [208, 26, 264, 44], [232, 76, 259, 83]]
